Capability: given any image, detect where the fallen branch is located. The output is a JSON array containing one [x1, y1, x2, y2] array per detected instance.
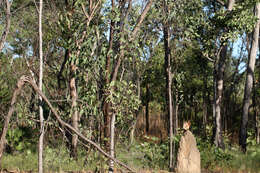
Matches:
[[0, 75, 136, 172]]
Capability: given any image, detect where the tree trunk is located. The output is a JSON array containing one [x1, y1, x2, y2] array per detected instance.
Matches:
[[102, 0, 115, 148], [214, 45, 227, 149], [253, 80, 259, 144], [256, 111, 260, 144], [203, 75, 208, 136], [240, 2, 260, 153], [109, 113, 116, 173], [174, 91, 178, 135], [38, 0, 44, 172], [145, 84, 150, 133], [213, 0, 235, 149], [70, 64, 79, 159], [163, 1, 174, 171]]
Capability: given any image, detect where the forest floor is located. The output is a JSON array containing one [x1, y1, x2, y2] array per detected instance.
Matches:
[[0, 141, 259, 173], [0, 169, 258, 173], [1, 114, 259, 173]]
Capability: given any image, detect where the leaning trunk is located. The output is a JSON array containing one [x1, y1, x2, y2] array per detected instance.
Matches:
[[240, 2, 260, 152]]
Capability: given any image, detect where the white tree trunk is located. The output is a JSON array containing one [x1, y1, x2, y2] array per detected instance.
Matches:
[[38, 0, 44, 173]]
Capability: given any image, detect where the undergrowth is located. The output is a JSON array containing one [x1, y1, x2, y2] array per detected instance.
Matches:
[[1, 137, 260, 172]]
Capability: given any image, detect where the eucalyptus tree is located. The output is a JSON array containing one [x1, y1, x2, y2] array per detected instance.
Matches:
[[212, 0, 235, 149], [56, 0, 103, 159], [101, 1, 153, 171], [186, 0, 257, 148], [240, 2, 260, 153], [38, 0, 44, 172], [161, 0, 174, 170], [102, 0, 153, 149]]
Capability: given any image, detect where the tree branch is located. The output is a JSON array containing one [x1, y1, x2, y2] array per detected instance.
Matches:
[[216, 0, 225, 7], [130, 0, 153, 41]]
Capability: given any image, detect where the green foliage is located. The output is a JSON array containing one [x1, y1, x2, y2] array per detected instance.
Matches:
[[2, 151, 38, 171], [0, 56, 16, 114], [106, 80, 141, 134], [247, 128, 258, 146], [1, 0, 260, 172], [2, 145, 88, 172], [197, 137, 234, 169], [116, 139, 169, 170], [138, 140, 168, 169], [1, 138, 260, 172], [6, 126, 37, 152], [197, 136, 260, 172]]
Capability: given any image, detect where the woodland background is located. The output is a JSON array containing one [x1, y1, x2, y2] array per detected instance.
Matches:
[[0, 0, 260, 172]]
